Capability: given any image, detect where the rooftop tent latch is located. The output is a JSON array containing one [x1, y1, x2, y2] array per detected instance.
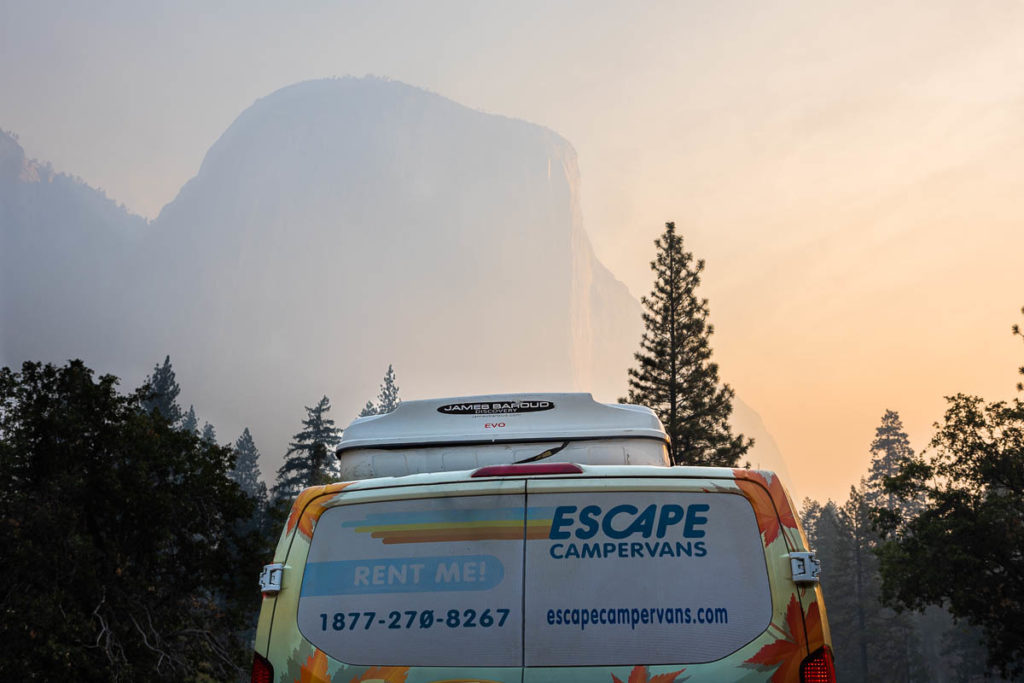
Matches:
[[513, 440, 570, 464], [789, 551, 821, 585], [259, 563, 284, 596]]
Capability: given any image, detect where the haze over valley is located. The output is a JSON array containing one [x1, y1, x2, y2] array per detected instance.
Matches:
[[0, 78, 790, 489], [5, 5, 1024, 678], [3, 0, 1023, 504]]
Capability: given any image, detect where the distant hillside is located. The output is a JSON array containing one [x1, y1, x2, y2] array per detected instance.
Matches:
[[138, 78, 642, 455], [0, 129, 150, 372], [0, 80, 790, 483]]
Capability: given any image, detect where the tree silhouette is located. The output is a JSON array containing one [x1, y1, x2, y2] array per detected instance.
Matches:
[[140, 355, 182, 424], [876, 394, 1024, 677], [231, 428, 267, 502], [0, 360, 259, 680], [201, 421, 217, 445], [622, 221, 750, 465], [273, 396, 342, 501], [864, 410, 923, 520], [180, 404, 199, 435], [359, 364, 401, 416]]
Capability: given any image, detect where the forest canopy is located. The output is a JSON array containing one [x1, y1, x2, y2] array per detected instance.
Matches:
[[0, 360, 265, 681]]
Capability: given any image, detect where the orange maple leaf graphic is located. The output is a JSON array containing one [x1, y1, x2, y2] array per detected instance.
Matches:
[[286, 482, 351, 539], [348, 666, 410, 683], [611, 665, 685, 683], [733, 469, 797, 545], [298, 649, 330, 683], [803, 598, 826, 652], [745, 594, 823, 683]]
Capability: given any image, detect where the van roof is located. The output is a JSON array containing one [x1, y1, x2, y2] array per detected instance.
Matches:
[[336, 393, 668, 455]]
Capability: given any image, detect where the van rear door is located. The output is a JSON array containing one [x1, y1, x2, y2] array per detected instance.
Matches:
[[289, 479, 527, 678], [522, 475, 780, 682], [284, 470, 819, 681]]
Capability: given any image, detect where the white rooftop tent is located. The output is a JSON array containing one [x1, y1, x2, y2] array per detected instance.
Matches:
[[335, 393, 669, 480]]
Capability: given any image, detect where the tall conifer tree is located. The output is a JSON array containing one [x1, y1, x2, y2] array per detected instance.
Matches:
[[231, 428, 268, 502], [180, 404, 199, 435], [864, 410, 922, 519], [201, 421, 217, 445], [273, 396, 342, 500], [376, 364, 400, 414], [358, 364, 401, 416], [622, 222, 751, 465], [140, 355, 182, 424]]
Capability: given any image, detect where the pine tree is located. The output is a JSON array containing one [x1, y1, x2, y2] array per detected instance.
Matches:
[[181, 404, 199, 435], [622, 221, 751, 465], [359, 365, 401, 417], [201, 422, 217, 445], [800, 497, 823, 544], [376, 364, 400, 413], [864, 410, 923, 520], [273, 396, 342, 500], [231, 428, 268, 502], [140, 355, 182, 424]]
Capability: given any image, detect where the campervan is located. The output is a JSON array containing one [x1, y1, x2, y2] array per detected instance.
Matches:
[[251, 394, 833, 682]]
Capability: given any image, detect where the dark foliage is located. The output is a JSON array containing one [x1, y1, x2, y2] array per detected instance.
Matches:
[[0, 360, 263, 681], [875, 394, 1024, 678], [272, 395, 342, 502], [864, 410, 924, 520], [180, 405, 198, 435], [801, 493, 925, 682], [231, 428, 268, 503], [139, 355, 182, 425], [201, 422, 217, 445]]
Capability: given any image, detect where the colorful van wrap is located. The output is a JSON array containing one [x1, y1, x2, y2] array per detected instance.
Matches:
[[254, 466, 831, 683]]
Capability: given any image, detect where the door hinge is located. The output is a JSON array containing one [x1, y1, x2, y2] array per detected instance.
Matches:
[[789, 551, 821, 585], [260, 563, 284, 596]]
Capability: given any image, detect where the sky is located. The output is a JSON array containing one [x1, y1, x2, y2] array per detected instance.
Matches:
[[2, 0, 1023, 503]]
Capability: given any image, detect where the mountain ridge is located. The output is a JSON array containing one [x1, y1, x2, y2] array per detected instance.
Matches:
[[1, 78, 791, 487]]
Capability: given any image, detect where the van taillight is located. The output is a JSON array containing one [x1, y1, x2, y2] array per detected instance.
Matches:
[[800, 646, 835, 682], [251, 652, 273, 683], [471, 463, 583, 477]]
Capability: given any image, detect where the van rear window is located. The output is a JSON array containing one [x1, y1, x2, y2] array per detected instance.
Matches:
[[298, 488, 771, 667], [298, 494, 525, 667], [523, 491, 771, 666]]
